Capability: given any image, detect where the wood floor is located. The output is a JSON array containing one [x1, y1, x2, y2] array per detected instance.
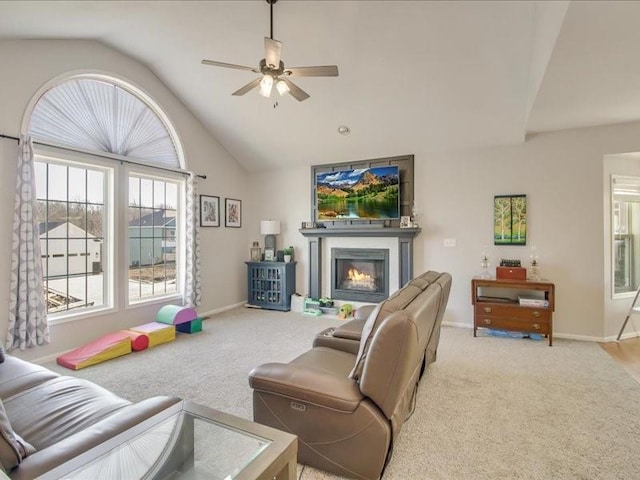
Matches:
[[600, 336, 640, 384]]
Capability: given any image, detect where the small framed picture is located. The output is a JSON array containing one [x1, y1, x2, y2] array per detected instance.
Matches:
[[264, 248, 275, 261], [400, 215, 412, 228], [225, 198, 242, 228], [200, 195, 220, 227]]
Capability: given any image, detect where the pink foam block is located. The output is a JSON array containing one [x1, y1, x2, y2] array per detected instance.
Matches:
[[57, 331, 132, 370]]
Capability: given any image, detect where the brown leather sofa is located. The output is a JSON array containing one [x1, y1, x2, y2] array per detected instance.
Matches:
[[249, 271, 452, 480], [0, 354, 180, 478]]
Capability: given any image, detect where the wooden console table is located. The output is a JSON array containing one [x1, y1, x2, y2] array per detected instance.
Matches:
[[471, 278, 555, 346]]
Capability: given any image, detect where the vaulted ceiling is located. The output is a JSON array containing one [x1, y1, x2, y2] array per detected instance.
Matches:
[[1, 1, 639, 171]]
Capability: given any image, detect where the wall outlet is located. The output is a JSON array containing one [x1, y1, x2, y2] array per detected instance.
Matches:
[[444, 238, 457, 247]]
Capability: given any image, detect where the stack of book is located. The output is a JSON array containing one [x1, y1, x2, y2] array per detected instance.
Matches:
[[518, 296, 549, 307]]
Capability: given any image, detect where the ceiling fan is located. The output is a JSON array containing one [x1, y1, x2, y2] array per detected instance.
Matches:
[[201, 0, 338, 102]]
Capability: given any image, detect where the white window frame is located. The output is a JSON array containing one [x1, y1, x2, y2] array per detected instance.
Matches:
[[35, 147, 116, 325], [123, 163, 185, 308], [34, 145, 187, 324]]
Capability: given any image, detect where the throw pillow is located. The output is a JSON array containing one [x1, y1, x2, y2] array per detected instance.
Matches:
[[0, 398, 35, 471], [0, 344, 5, 363]]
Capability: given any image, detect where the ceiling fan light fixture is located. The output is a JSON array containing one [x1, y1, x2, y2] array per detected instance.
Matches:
[[276, 79, 290, 96], [259, 75, 273, 97]]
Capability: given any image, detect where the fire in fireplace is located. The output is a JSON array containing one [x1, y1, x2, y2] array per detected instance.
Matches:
[[331, 248, 389, 303]]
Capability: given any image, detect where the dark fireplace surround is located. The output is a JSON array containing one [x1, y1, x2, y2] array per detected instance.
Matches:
[[300, 154, 420, 301], [331, 248, 389, 303]]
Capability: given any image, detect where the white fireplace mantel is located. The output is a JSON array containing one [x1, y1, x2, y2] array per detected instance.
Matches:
[[299, 226, 421, 299]]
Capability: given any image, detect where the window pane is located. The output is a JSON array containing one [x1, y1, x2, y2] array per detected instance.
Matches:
[[129, 176, 140, 206], [154, 180, 165, 208], [87, 205, 104, 237], [46, 201, 69, 228], [35, 162, 47, 200], [127, 175, 182, 304], [140, 178, 153, 208], [68, 239, 88, 274], [165, 183, 177, 209], [68, 167, 86, 202], [86, 170, 104, 204], [38, 158, 109, 317], [154, 265, 166, 294], [68, 203, 87, 233], [48, 163, 67, 201]]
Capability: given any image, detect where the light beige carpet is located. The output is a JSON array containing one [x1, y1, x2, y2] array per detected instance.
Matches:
[[47, 308, 640, 480]]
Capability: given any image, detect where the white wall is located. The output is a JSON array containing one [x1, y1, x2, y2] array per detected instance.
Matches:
[[0, 40, 249, 361], [250, 122, 640, 341]]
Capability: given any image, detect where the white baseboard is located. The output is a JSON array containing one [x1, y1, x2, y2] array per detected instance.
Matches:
[[197, 301, 246, 319]]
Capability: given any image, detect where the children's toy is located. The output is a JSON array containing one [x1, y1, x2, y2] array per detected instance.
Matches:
[[130, 322, 175, 347], [119, 330, 149, 351], [486, 329, 542, 341], [56, 331, 132, 370], [303, 298, 322, 316], [338, 303, 353, 320], [156, 305, 198, 325], [176, 318, 203, 334]]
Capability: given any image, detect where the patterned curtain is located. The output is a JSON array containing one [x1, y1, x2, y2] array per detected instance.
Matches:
[[184, 173, 201, 307], [7, 136, 50, 351]]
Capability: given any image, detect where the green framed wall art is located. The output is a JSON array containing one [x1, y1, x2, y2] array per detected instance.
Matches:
[[494, 194, 526, 245]]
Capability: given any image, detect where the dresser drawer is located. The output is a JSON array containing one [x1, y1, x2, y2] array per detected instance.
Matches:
[[475, 304, 551, 322], [476, 315, 551, 335]]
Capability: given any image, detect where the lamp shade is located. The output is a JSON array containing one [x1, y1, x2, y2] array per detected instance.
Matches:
[[260, 220, 280, 235]]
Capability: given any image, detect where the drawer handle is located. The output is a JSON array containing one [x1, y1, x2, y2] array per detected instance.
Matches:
[[532, 323, 541, 330], [532, 311, 541, 318], [483, 307, 492, 313], [483, 318, 492, 325]]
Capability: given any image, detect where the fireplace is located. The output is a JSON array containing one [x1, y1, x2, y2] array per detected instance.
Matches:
[[331, 248, 389, 303]]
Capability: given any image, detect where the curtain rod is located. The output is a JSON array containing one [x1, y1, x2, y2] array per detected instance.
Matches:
[[0, 133, 207, 180]]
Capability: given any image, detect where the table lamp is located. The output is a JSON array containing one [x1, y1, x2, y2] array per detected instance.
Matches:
[[260, 220, 280, 252]]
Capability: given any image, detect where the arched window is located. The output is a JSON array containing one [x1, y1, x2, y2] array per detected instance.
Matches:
[[25, 74, 191, 321]]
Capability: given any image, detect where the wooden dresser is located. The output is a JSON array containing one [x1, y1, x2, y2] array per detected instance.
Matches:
[[471, 278, 555, 346]]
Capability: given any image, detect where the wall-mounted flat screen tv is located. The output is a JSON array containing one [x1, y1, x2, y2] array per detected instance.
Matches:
[[315, 165, 400, 221]]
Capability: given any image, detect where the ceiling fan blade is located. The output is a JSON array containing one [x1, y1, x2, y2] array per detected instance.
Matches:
[[284, 65, 339, 77], [282, 78, 310, 102], [232, 77, 262, 96], [264, 37, 283, 69], [202, 59, 259, 73]]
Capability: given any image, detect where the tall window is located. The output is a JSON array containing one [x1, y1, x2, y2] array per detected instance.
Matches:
[[612, 175, 640, 296], [27, 74, 187, 321], [35, 158, 110, 316], [128, 174, 181, 301]]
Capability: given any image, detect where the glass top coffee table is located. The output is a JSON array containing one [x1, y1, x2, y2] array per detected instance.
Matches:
[[41, 400, 297, 480]]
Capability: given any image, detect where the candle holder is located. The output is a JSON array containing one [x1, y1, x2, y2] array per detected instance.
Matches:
[[528, 246, 540, 281], [479, 248, 491, 279], [250, 241, 262, 262]]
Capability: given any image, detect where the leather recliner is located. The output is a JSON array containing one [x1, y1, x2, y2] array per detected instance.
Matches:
[[248, 271, 452, 480]]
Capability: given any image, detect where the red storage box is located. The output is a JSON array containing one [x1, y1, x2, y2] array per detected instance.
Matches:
[[496, 266, 527, 280]]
